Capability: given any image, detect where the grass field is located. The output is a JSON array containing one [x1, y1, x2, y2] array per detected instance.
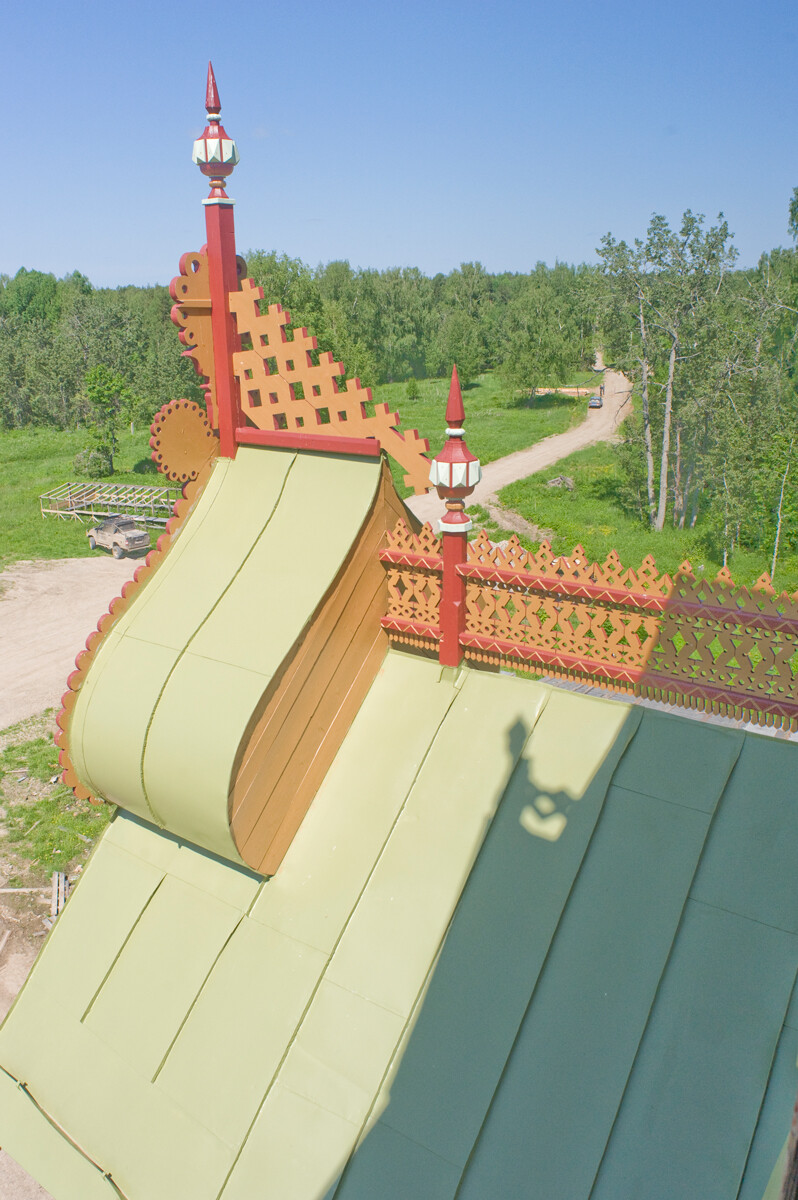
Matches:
[[0, 713, 112, 882], [492, 443, 798, 591], [0, 426, 171, 568], [375, 373, 583, 497], [0, 374, 584, 562]]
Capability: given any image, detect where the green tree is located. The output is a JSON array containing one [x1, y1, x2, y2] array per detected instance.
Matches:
[[598, 211, 738, 531], [83, 364, 136, 472]]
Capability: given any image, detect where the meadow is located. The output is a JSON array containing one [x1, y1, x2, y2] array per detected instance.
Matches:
[[489, 443, 798, 592], [0, 374, 585, 564]]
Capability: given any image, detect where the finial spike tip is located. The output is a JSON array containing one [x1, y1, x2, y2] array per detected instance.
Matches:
[[446, 363, 466, 427], [206, 61, 221, 112]]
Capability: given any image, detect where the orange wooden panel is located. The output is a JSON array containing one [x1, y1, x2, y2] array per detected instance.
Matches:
[[229, 460, 410, 873]]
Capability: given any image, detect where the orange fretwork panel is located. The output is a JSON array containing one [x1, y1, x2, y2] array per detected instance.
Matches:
[[229, 278, 431, 494]]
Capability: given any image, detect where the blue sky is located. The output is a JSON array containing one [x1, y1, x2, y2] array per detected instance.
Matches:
[[4, 0, 797, 286]]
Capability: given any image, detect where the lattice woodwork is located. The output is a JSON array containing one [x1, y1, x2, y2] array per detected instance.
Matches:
[[170, 254, 432, 493], [229, 279, 431, 494], [378, 519, 442, 649], [379, 521, 798, 729], [640, 566, 798, 724]]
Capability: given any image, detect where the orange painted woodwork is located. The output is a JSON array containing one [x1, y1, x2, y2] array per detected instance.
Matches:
[[379, 521, 798, 731], [170, 252, 432, 493], [229, 281, 432, 494], [150, 399, 220, 483], [170, 249, 247, 433], [229, 459, 413, 875]]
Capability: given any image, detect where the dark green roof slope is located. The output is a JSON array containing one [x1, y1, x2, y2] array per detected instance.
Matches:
[[1, 659, 796, 1200]]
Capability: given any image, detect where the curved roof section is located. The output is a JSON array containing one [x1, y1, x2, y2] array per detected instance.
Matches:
[[67, 446, 383, 864]]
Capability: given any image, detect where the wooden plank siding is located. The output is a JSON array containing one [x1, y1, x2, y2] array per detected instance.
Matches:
[[229, 459, 415, 874]]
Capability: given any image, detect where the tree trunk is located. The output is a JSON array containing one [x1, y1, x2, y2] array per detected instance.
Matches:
[[654, 335, 678, 531], [771, 447, 792, 582], [680, 454, 695, 530], [672, 422, 682, 527], [637, 295, 656, 524]]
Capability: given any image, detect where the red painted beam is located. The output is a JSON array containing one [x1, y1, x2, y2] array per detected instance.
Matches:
[[235, 427, 382, 458], [456, 562, 670, 613], [459, 632, 643, 682], [380, 616, 441, 640], [378, 549, 443, 570]]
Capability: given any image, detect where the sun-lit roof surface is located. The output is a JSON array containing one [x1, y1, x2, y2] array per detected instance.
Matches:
[[2, 651, 796, 1199]]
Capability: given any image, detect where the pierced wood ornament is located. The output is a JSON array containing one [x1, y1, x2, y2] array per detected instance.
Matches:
[[171, 250, 432, 493], [169, 248, 247, 429], [150, 398, 219, 483]]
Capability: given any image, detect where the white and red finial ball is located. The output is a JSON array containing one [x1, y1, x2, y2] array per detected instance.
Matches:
[[192, 62, 239, 192], [429, 365, 482, 528]]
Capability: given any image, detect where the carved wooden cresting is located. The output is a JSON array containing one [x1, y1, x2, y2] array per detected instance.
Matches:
[[170, 249, 432, 494], [380, 523, 798, 730]]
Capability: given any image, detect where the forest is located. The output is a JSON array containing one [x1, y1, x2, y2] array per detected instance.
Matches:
[[1, 194, 797, 575]]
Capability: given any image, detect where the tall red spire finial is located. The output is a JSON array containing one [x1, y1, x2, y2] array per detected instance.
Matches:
[[429, 365, 481, 668], [445, 363, 466, 428], [189, 64, 243, 458], [192, 61, 239, 200], [429, 364, 481, 528], [205, 60, 221, 113]]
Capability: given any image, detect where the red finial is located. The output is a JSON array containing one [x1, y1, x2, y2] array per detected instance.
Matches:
[[205, 61, 221, 114], [192, 64, 240, 198], [446, 363, 466, 428], [429, 364, 481, 530]]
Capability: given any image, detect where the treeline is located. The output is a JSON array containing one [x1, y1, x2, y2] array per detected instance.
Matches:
[[3, 209, 798, 575], [0, 255, 597, 436], [0, 270, 203, 431], [597, 204, 798, 573], [244, 252, 596, 391]]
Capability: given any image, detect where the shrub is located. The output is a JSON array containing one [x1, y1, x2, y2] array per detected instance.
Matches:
[[73, 447, 113, 477]]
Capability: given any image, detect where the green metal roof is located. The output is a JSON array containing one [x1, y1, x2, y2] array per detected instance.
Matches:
[[1, 652, 796, 1199]]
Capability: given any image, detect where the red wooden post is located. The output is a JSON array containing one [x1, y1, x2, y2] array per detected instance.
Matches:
[[192, 62, 242, 459], [429, 365, 481, 667]]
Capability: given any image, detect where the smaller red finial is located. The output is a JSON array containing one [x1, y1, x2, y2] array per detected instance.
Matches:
[[429, 364, 481, 531], [205, 61, 221, 114], [446, 363, 466, 428]]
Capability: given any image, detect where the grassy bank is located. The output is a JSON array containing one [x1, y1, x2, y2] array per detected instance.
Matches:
[[493, 443, 798, 591], [0, 374, 585, 561], [0, 426, 166, 567], [375, 372, 583, 497], [0, 713, 112, 882]]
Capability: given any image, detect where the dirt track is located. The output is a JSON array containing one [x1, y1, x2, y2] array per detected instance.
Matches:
[[406, 368, 631, 526], [0, 556, 141, 730]]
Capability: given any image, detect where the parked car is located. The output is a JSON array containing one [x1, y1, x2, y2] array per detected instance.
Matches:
[[87, 515, 150, 558], [588, 394, 603, 409]]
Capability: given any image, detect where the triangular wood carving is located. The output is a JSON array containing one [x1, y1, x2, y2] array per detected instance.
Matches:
[[171, 250, 431, 493]]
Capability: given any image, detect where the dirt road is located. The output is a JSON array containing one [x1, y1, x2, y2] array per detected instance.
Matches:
[[0, 556, 140, 730], [406, 368, 631, 526]]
